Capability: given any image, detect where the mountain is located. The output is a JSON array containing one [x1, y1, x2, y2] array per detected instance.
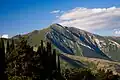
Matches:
[[13, 27, 51, 46], [13, 24, 120, 61], [106, 36, 120, 44], [11, 23, 120, 76], [46, 24, 120, 61]]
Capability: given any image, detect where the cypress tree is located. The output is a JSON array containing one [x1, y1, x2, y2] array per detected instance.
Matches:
[[41, 40, 43, 53], [52, 49, 57, 70], [11, 39, 14, 50], [6, 40, 10, 54], [9, 39, 15, 52], [37, 46, 41, 55], [58, 54, 60, 73], [0, 38, 8, 80], [47, 42, 51, 56]]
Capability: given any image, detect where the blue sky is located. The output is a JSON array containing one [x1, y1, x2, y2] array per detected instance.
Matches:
[[0, 0, 120, 37]]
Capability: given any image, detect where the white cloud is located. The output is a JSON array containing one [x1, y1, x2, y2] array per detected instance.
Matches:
[[114, 29, 120, 35], [56, 16, 59, 18], [1, 34, 8, 38], [55, 6, 120, 32], [50, 10, 64, 14], [50, 10, 61, 14]]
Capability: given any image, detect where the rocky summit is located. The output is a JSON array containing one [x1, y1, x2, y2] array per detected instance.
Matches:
[[46, 24, 120, 61]]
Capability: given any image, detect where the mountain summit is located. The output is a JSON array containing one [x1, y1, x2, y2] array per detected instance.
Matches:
[[46, 24, 120, 61], [13, 23, 120, 61]]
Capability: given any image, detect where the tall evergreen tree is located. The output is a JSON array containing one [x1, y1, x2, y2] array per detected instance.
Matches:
[[0, 38, 8, 80], [9, 39, 15, 52], [52, 49, 57, 70], [47, 42, 51, 56], [6, 40, 10, 54], [58, 54, 60, 73]]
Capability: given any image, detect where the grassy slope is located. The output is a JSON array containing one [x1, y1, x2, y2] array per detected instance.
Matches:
[[13, 27, 51, 46], [63, 54, 120, 75], [106, 36, 120, 44], [103, 36, 120, 61], [27, 27, 50, 46]]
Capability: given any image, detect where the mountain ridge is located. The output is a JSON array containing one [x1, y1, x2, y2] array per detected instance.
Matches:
[[46, 24, 120, 61], [12, 23, 120, 61]]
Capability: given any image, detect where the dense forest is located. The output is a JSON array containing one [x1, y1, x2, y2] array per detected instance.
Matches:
[[0, 38, 120, 80]]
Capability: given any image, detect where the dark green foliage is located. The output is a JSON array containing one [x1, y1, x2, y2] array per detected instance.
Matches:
[[52, 49, 57, 70], [0, 38, 5, 53], [95, 69, 120, 80], [6, 38, 64, 80], [5, 38, 120, 80], [0, 38, 8, 80], [6, 37, 34, 77], [58, 54, 60, 73], [6, 39, 10, 53], [32, 41, 64, 80], [9, 39, 15, 52], [62, 68, 96, 80], [62, 68, 120, 80]]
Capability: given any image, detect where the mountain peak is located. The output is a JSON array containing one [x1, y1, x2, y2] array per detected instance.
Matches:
[[46, 24, 120, 61], [50, 23, 62, 26], [50, 23, 65, 29], [12, 24, 120, 61]]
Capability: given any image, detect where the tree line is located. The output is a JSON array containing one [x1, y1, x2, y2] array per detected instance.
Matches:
[[0, 38, 65, 80], [0, 38, 120, 80]]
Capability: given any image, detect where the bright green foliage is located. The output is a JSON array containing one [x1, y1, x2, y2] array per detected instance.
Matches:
[[13, 27, 51, 46]]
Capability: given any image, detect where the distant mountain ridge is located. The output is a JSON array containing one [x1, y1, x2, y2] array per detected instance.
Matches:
[[13, 24, 120, 61]]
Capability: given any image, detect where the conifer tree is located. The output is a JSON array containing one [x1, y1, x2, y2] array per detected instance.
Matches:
[[0, 38, 8, 80], [11, 39, 14, 50], [58, 54, 60, 73], [52, 49, 57, 70], [41, 40, 43, 53], [6, 39, 10, 54], [47, 42, 51, 56]]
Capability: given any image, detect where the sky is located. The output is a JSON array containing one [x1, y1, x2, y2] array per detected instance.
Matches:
[[0, 0, 120, 37]]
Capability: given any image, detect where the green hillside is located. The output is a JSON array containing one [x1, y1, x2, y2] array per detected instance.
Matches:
[[63, 54, 120, 75], [13, 27, 51, 46]]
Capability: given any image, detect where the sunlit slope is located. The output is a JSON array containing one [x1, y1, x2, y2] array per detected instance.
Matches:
[[46, 24, 120, 61]]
